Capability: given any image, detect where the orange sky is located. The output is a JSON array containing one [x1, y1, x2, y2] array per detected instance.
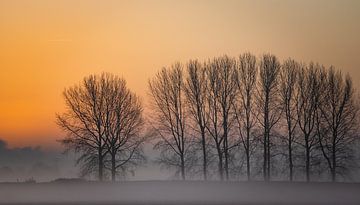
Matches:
[[0, 0, 360, 149]]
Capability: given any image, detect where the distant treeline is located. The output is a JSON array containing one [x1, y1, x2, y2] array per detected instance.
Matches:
[[57, 53, 360, 182]]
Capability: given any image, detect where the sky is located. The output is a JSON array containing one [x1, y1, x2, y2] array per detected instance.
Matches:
[[0, 0, 360, 150]]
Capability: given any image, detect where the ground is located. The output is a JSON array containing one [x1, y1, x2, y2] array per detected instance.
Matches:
[[0, 181, 359, 205]]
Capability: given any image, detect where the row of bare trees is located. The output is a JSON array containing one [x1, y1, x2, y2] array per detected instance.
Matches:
[[148, 53, 360, 182], [57, 53, 359, 182], [57, 73, 147, 181]]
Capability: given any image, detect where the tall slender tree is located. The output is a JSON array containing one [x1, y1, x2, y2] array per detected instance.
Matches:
[[296, 63, 323, 182], [216, 56, 238, 180], [257, 54, 281, 181], [318, 68, 359, 181], [233, 53, 258, 181], [204, 56, 237, 180], [149, 64, 189, 180], [205, 59, 225, 180], [279, 59, 299, 181], [184, 60, 209, 180]]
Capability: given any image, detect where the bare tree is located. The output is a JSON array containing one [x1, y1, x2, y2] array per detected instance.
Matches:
[[205, 60, 225, 180], [296, 63, 323, 182], [57, 73, 147, 181], [148, 64, 190, 180], [184, 60, 209, 180], [204, 56, 237, 181], [233, 53, 258, 181], [216, 56, 238, 180], [102, 75, 146, 181], [57, 74, 110, 181], [279, 59, 299, 181], [317, 68, 359, 181], [257, 54, 281, 181]]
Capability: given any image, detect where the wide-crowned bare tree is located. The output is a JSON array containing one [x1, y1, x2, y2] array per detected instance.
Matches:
[[318, 68, 359, 181], [149, 64, 190, 180], [296, 63, 324, 182], [279, 59, 299, 181], [233, 53, 258, 181], [57, 73, 146, 181], [257, 54, 281, 181], [102, 75, 146, 181], [57, 74, 108, 180], [184, 60, 209, 180]]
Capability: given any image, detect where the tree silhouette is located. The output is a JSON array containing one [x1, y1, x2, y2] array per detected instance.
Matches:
[[257, 54, 281, 181], [149, 64, 191, 180], [279, 58, 299, 181], [57, 73, 146, 181], [233, 53, 258, 181], [101, 74, 146, 181], [317, 68, 359, 181], [184, 60, 209, 180], [204, 56, 238, 180], [296, 63, 324, 182]]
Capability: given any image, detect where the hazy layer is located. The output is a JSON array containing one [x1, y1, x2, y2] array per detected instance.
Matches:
[[0, 181, 359, 205]]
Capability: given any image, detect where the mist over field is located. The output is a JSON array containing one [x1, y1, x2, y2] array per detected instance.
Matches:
[[0, 181, 360, 205], [0, 139, 172, 182], [1, 139, 360, 183], [0, 139, 77, 182]]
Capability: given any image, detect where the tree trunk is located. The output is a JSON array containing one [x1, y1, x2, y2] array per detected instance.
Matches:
[[223, 116, 229, 181], [331, 166, 336, 182], [246, 133, 251, 181], [267, 134, 271, 181], [181, 154, 186, 180], [224, 135, 229, 181], [98, 148, 103, 181], [332, 132, 336, 182], [305, 137, 310, 182], [263, 132, 267, 181], [263, 95, 269, 182], [246, 108, 251, 181], [111, 152, 116, 182], [201, 128, 208, 181], [218, 150, 224, 181], [289, 139, 293, 181]]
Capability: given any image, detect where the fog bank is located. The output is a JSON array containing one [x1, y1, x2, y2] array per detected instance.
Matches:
[[0, 181, 359, 205]]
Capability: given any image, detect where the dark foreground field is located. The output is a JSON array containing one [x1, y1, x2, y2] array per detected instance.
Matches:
[[0, 181, 359, 205]]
